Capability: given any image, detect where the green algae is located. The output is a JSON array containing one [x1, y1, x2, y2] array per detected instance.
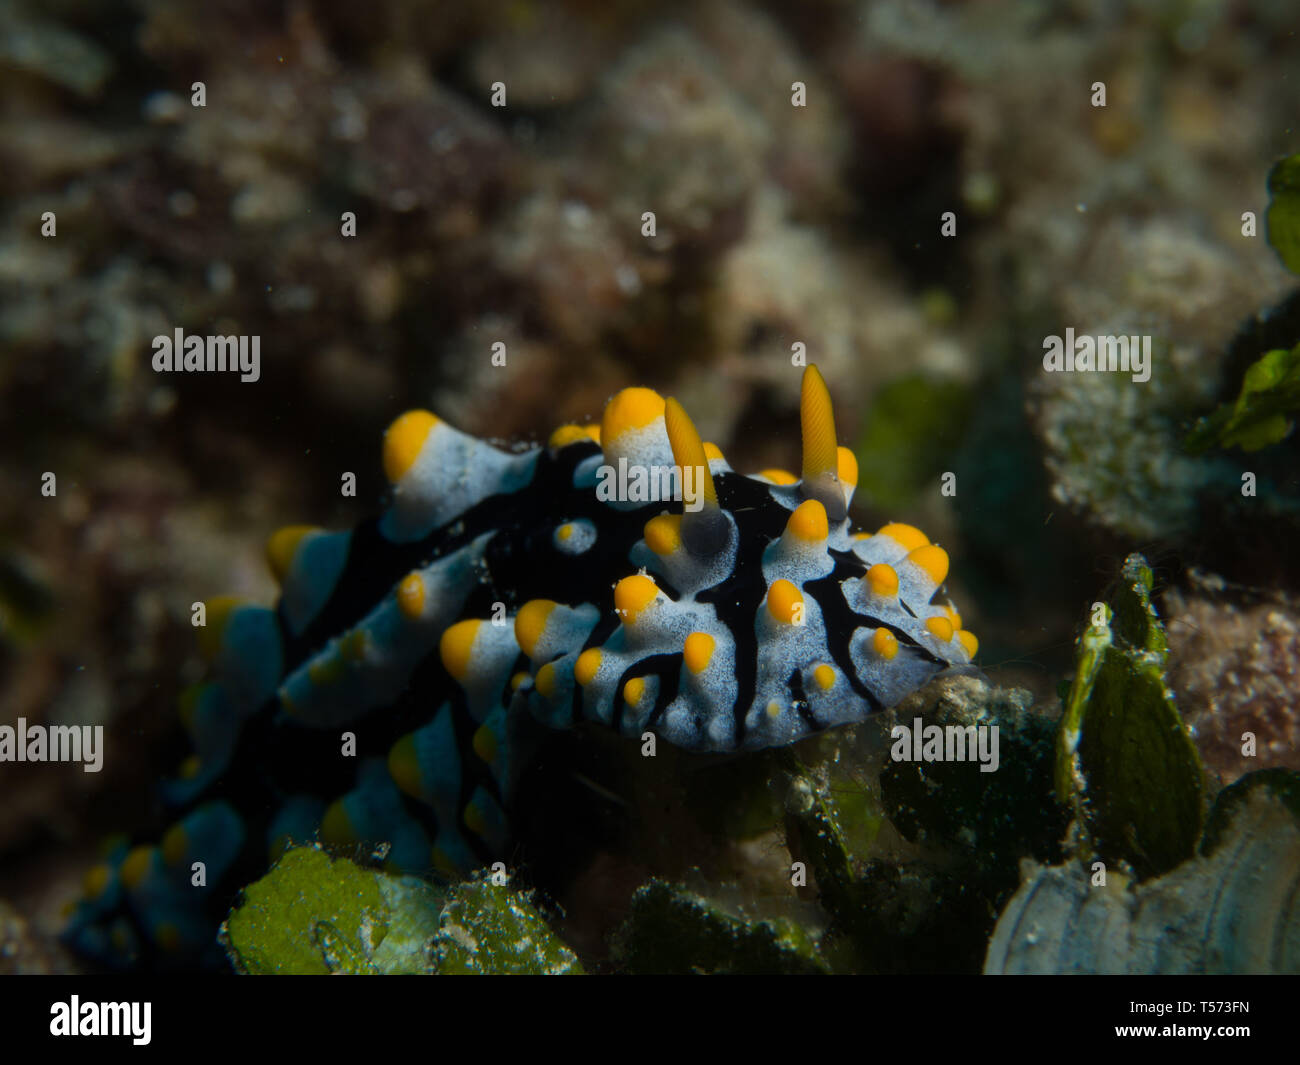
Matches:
[[1266, 153, 1300, 276], [1054, 555, 1203, 878], [430, 879, 582, 975], [1186, 343, 1300, 454], [222, 848, 580, 974], [222, 847, 394, 974], [852, 375, 973, 508], [612, 878, 829, 974]]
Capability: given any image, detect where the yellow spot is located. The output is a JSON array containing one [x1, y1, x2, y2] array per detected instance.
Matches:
[[83, 863, 112, 900], [766, 579, 804, 625], [120, 846, 156, 890], [703, 442, 725, 462], [664, 397, 718, 508], [179, 754, 202, 780], [615, 574, 659, 623], [308, 653, 345, 686], [396, 572, 425, 620], [161, 823, 188, 866], [383, 410, 438, 483], [926, 616, 955, 642], [853, 531, 871, 540], [623, 677, 646, 707], [575, 648, 602, 686], [535, 662, 558, 700], [866, 563, 899, 598], [320, 799, 355, 845], [464, 801, 487, 837], [177, 683, 202, 731], [548, 424, 600, 449], [872, 628, 899, 660], [510, 671, 529, 691], [265, 524, 317, 583], [340, 628, 369, 662], [957, 630, 979, 657], [473, 724, 498, 764], [197, 596, 242, 660], [877, 522, 929, 552], [905, 544, 950, 586], [155, 922, 182, 952], [759, 468, 798, 485], [557, 523, 574, 542], [388, 734, 423, 799], [786, 499, 829, 542], [837, 446, 859, 489], [514, 599, 556, 659], [439, 619, 481, 682], [766, 701, 782, 720], [942, 603, 963, 629], [683, 631, 715, 674], [601, 387, 665, 448], [800, 364, 839, 481], [813, 664, 836, 691], [644, 514, 682, 555]]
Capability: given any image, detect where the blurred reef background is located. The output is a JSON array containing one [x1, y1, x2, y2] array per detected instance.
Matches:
[[1, 0, 1299, 972]]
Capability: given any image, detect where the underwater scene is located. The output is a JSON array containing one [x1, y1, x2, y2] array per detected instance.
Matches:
[[1, 0, 1298, 990]]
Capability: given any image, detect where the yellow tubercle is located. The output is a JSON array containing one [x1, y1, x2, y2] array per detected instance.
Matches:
[[396, 572, 426, 620], [601, 387, 665, 450], [872, 627, 900, 660], [383, 410, 439, 484], [197, 595, 242, 660], [473, 724, 498, 764], [786, 499, 829, 542], [575, 648, 603, 686], [439, 619, 481, 682], [876, 522, 929, 552], [905, 544, 950, 586], [866, 563, 899, 598], [623, 677, 646, 707], [119, 846, 156, 890], [534, 662, 558, 700], [320, 799, 355, 845], [836, 446, 859, 489], [514, 599, 556, 659], [161, 823, 188, 866], [265, 524, 318, 583], [615, 574, 660, 623], [957, 630, 979, 657], [925, 615, 955, 642], [644, 514, 683, 556], [813, 663, 836, 691], [548, 423, 601, 449], [683, 631, 715, 674], [388, 734, 423, 799], [766, 579, 804, 625]]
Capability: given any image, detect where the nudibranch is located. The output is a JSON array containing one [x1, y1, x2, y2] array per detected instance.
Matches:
[[64, 365, 976, 966]]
